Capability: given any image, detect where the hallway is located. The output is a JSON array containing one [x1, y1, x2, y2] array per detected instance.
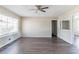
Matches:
[[0, 37, 79, 54]]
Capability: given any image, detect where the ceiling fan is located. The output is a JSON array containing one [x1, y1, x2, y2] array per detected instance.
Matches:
[[29, 5, 49, 13]]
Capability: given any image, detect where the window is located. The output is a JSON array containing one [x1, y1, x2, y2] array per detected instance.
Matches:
[[7, 17, 18, 33], [74, 19, 79, 32], [62, 20, 70, 30], [0, 14, 19, 36]]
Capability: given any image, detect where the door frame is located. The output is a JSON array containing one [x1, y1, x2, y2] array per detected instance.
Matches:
[[51, 20, 57, 37]]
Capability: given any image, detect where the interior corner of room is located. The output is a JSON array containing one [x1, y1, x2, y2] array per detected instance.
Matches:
[[0, 5, 79, 53]]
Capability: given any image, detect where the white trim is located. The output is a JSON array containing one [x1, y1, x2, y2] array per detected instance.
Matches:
[[0, 32, 19, 38]]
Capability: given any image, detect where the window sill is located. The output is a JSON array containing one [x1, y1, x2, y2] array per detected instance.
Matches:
[[0, 32, 19, 38]]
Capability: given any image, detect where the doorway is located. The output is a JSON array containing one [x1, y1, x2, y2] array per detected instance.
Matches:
[[52, 20, 57, 37], [73, 18, 79, 47]]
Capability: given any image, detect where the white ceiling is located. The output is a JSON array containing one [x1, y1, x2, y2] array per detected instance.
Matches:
[[2, 5, 76, 17]]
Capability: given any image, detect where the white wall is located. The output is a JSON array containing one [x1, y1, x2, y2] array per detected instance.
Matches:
[[0, 6, 21, 48], [57, 6, 79, 44], [73, 14, 79, 36], [57, 16, 74, 44], [22, 17, 54, 37]]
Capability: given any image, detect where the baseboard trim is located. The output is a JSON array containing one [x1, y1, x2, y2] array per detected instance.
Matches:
[[0, 37, 21, 51]]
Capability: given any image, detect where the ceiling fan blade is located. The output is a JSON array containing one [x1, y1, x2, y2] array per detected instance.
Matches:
[[42, 7, 48, 9], [40, 9, 46, 12]]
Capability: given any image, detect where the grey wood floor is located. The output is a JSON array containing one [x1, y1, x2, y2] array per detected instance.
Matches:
[[0, 37, 79, 54]]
